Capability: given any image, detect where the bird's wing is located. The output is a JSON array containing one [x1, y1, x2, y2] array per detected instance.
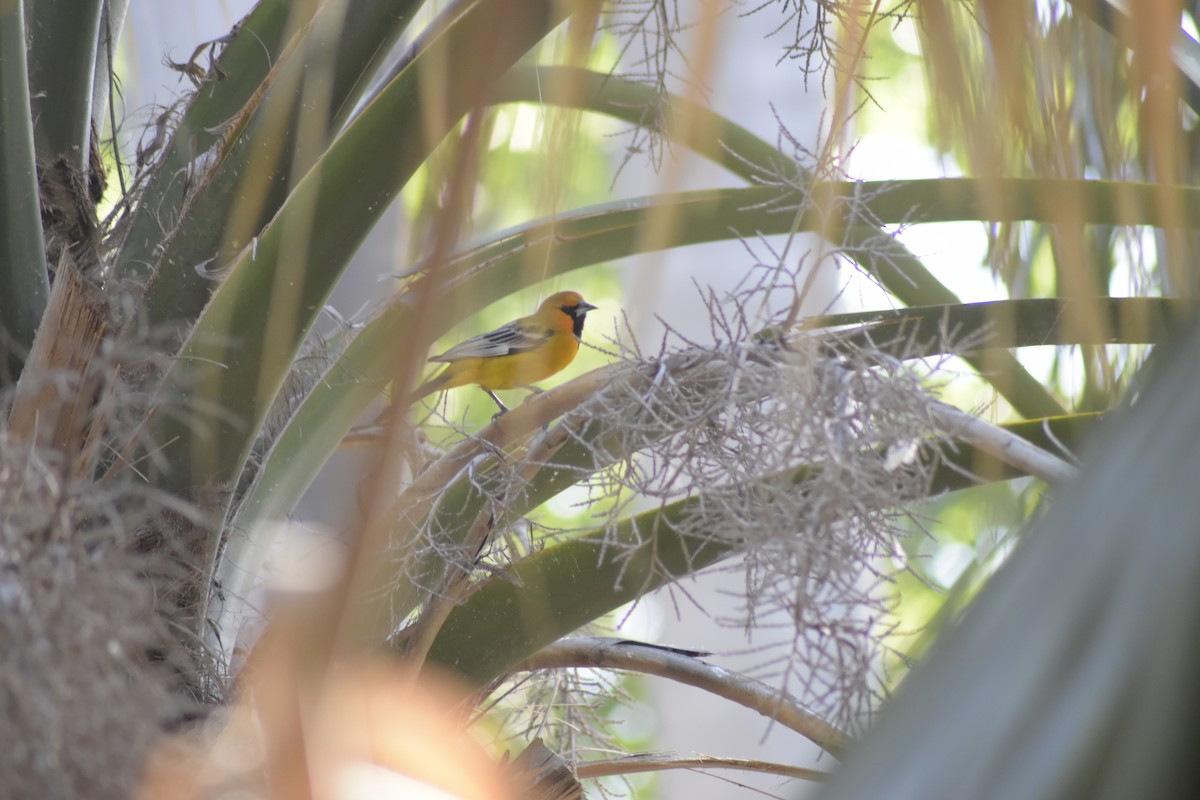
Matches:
[[429, 319, 554, 362]]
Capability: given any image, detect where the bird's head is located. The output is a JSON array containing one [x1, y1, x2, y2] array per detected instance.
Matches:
[[542, 291, 597, 338]]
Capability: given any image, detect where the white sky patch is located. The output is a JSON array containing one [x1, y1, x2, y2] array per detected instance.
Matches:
[[541, 481, 598, 520], [890, 16, 922, 55], [846, 132, 959, 181], [487, 108, 514, 149], [892, 221, 999, 303], [928, 540, 974, 588], [1184, 12, 1199, 42], [845, 134, 999, 307], [1109, 226, 1159, 297], [1016, 342, 1085, 399], [1014, 344, 1057, 388], [615, 595, 666, 641], [508, 104, 543, 151]]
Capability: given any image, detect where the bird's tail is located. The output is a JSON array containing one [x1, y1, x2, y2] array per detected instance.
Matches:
[[407, 367, 455, 405]]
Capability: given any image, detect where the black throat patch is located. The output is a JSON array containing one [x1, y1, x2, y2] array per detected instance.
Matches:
[[569, 308, 587, 339]]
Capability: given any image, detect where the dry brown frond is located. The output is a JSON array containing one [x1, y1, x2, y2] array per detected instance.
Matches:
[[0, 427, 179, 798], [0, 275, 219, 797]]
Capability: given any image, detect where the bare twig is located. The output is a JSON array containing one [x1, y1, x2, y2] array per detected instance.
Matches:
[[576, 752, 831, 782], [926, 400, 1077, 484], [516, 637, 851, 756]]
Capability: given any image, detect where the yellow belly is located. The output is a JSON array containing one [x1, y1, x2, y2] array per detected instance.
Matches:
[[442, 334, 580, 391], [480, 341, 578, 389]]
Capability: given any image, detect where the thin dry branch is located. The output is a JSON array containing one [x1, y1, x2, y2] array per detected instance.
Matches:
[[576, 752, 830, 782], [926, 400, 1076, 484], [517, 637, 850, 756]]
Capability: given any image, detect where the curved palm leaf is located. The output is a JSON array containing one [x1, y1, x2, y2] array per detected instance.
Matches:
[[0, 1, 49, 376], [119, 0, 426, 330], [145, 0, 569, 496]]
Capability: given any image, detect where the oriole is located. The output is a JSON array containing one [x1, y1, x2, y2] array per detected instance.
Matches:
[[411, 291, 598, 412]]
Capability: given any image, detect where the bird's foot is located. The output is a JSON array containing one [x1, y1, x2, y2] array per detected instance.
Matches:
[[484, 389, 510, 420]]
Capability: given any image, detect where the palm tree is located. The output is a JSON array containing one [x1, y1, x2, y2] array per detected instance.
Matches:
[[1, 0, 1194, 797]]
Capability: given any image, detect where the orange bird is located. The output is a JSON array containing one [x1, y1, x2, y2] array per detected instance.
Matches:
[[411, 291, 598, 413]]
